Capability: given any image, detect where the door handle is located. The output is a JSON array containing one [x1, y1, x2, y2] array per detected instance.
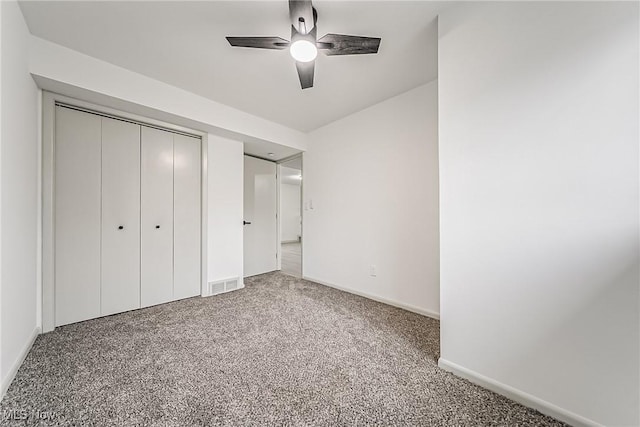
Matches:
[[243, 221, 251, 225]]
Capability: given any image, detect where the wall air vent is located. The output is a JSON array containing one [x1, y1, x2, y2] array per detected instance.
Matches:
[[207, 277, 242, 296], [209, 281, 225, 295]]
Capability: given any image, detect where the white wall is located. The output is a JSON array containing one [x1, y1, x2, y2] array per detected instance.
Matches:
[[26, 34, 302, 296], [438, 3, 639, 426], [280, 183, 301, 243], [28, 36, 308, 154], [208, 135, 244, 285], [304, 81, 439, 318], [0, 0, 39, 394]]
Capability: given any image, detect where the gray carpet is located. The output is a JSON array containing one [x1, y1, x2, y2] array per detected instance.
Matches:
[[1, 272, 565, 426]]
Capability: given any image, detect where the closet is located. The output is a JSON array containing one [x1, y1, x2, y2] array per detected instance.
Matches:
[[54, 105, 201, 327]]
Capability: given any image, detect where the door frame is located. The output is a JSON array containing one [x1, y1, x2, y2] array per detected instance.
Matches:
[[276, 153, 304, 277], [41, 91, 209, 332]]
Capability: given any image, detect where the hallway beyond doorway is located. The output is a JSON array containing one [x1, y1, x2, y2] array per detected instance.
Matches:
[[281, 242, 302, 277], [279, 156, 302, 278]]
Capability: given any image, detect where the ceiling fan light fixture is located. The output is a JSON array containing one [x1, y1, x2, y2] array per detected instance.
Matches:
[[290, 39, 317, 63], [226, 0, 381, 89]]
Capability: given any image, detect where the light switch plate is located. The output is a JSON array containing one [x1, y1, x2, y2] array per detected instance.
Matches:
[[370, 265, 377, 277]]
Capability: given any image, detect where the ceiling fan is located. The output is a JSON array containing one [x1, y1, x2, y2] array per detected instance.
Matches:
[[226, 0, 381, 89]]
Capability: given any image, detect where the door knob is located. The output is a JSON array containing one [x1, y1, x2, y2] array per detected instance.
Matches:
[[118, 226, 124, 230], [155, 225, 160, 229], [243, 221, 251, 225]]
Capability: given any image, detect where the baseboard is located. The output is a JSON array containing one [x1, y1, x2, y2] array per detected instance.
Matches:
[[437, 358, 602, 427], [1, 326, 41, 399], [302, 275, 440, 320]]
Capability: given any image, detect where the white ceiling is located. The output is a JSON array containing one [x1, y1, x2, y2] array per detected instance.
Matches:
[[19, 1, 444, 133]]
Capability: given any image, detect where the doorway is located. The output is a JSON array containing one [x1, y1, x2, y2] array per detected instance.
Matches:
[[243, 155, 278, 278], [278, 156, 302, 277]]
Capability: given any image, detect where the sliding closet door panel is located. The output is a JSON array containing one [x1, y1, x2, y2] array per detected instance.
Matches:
[[173, 134, 201, 300], [141, 126, 174, 307], [55, 107, 101, 326], [101, 117, 141, 316]]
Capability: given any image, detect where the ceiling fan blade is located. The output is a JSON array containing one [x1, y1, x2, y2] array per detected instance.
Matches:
[[226, 36, 290, 50], [289, 0, 315, 34], [317, 34, 381, 56], [295, 60, 315, 89]]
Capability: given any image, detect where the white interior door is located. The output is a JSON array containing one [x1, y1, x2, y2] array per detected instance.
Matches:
[[173, 134, 201, 299], [141, 126, 174, 307], [101, 117, 141, 316], [243, 155, 277, 277], [54, 106, 102, 326]]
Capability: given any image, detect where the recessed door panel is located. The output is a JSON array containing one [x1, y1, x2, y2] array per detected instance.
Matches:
[[101, 117, 141, 316], [141, 126, 174, 307], [243, 155, 277, 277], [55, 107, 102, 326], [173, 134, 201, 299]]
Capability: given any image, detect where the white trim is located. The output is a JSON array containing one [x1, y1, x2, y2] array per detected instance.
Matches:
[[41, 92, 55, 332], [1, 327, 40, 399], [36, 89, 43, 329], [303, 275, 440, 320], [0, 1, 2, 382], [437, 358, 603, 427], [276, 163, 282, 271], [200, 134, 209, 298], [46, 93, 208, 139], [300, 154, 304, 277]]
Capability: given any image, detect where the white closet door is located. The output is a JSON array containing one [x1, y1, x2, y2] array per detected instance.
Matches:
[[173, 134, 201, 299], [101, 117, 141, 316], [55, 107, 102, 326], [141, 126, 174, 307]]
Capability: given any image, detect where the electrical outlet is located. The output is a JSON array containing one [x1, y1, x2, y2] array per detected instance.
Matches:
[[370, 265, 377, 277]]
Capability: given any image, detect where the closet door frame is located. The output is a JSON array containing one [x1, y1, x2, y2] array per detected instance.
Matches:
[[41, 92, 208, 333]]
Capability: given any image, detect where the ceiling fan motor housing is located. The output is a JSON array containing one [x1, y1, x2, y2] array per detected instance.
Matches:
[[291, 27, 316, 45]]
